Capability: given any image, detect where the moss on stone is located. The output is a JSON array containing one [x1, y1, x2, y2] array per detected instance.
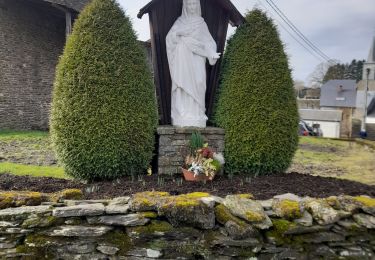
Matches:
[[266, 219, 296, 245], [174, 197, 200, 208], [277, 200, 302, 219], [215, 204, 247, 227], [25, 234, 50, 247], [16, 244, 54, 259], [235, 194, 254, 200], [22, 215, 58, 229], [140, 211, 158, 219], [131, 192, 171, 211], [56, 189, 83, 201], [354, 196, 375, 207], [245, 211, 264, 222], [101, 230, 133, 255], [325, 196, 340, 210], [0, 192, 15, 209], [183, 192, 210, 199], [140, 191, 170, 197], [237, 248, 257, 258], [16, 192, 42, 206], [0, 191, 45, 209], [130, 220, 173, 235], [160, 194, 204, 209]]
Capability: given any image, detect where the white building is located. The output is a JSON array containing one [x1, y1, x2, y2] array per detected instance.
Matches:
[[299, 109, 342, 138], [359, 36, 375, 124]]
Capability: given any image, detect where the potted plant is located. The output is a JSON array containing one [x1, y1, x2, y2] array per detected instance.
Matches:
[[182, 132, 225, 181]]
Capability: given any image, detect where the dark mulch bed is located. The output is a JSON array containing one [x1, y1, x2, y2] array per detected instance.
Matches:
[[1, 172, 374, 200]]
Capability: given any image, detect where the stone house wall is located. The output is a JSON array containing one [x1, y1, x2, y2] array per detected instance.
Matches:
[[0, 0, 66, 130], [0, 0, 154, 131]]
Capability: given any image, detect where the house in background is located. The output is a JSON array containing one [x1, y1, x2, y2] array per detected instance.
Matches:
[[299, 109, 342, 138], [352, 36, 375, 140], [0, 0, 153, 130], [355, 36, 375, 125], [0, 0, 88, 130], [297, 88, 321, 110], [320, 80, 357, 138]]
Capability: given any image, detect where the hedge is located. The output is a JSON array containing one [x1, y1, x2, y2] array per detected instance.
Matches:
[[50, 0, 158, 180], [215, 9, 299, 175]]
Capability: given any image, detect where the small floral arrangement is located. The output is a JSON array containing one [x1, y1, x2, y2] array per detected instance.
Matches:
[[183, 132, 225, 180]]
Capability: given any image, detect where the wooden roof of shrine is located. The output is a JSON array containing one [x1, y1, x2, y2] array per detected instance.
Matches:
[[138, 0, 245, 26]]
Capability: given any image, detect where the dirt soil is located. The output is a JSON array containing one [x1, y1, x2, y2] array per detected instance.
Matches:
[[0, 172, 374, 200]]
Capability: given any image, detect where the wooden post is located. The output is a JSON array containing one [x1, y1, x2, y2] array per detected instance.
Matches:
[[65, 11, 72, 36]]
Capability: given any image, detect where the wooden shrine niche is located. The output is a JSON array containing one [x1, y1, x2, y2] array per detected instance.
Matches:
[[138, 0, 245, 125]]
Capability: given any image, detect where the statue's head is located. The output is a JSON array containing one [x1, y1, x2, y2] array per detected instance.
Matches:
[[183, 0, 201, 17]]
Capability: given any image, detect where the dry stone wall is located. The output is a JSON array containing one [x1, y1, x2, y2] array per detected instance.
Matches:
[[0, 191, 374, 259]]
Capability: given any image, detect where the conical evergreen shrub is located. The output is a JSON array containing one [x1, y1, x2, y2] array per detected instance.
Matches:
[[215, 9, 299, 175], [50, 0, 158, 180]]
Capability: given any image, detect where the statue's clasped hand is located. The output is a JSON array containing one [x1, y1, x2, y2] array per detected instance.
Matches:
[[212, 52, 221, 59]]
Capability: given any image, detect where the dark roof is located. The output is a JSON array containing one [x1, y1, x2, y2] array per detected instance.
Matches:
[[320, 80, 357, 108], [299, 109, 342, 122], [138, 0, 245, 26], [38, 0, 89, 11]]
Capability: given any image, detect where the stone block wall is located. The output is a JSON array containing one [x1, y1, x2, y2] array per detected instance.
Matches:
[[157, 126, 225, 175], [0, 191, 374, 259], [0, 0, 66, 130]]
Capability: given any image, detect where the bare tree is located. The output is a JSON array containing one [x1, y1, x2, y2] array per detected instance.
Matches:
[[308, 59, 340, 88]]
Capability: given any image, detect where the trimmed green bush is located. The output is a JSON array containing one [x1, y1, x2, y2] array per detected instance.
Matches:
[[215, 9, 299, 175], [50, 0, 158, 180]]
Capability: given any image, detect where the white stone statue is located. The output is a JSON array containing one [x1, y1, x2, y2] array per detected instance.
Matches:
[[166, 0, 221, 128]]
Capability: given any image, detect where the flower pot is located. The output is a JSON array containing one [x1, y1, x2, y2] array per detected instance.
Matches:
[[182, 168, 214, 182]]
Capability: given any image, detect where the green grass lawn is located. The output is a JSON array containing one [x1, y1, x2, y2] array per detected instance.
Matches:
[[0, 130, 69, 179], [290, 137, 375, 185], [0, 162, 67, 179], [1, 131, 374, 185], [0, 130, 49, 140]]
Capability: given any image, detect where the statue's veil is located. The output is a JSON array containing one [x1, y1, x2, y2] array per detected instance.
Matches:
[[181, 0, 202, 23]]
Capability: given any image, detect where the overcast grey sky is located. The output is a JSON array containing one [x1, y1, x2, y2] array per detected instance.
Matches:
[[118, 0, 375, 84]]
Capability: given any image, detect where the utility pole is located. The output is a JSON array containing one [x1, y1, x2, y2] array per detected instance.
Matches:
[[361, 68, 371, 137]]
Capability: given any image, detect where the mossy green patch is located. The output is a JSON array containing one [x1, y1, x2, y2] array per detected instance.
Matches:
[[235, 194, 254, 200], [245, 211, 264, 222], [22, 215, 59, 229], [0, 192, 15, 209], [0, 191, 44, 209], [130, 220, 173, 235], [53, 189, 83, 201], [324, 196, 340, 210], [354, 196, 375, 207], [140, 211, 158, 219], [131, 192, 170, 211], [101, 230, 133, 255], [183, 192, 210, 199], [215, 204, 248, 228], [266, 219, 296, 245], [276, 200, 302, 219]]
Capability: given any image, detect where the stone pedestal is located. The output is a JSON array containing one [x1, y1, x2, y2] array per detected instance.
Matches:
[[157, 126, 225, 175]]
